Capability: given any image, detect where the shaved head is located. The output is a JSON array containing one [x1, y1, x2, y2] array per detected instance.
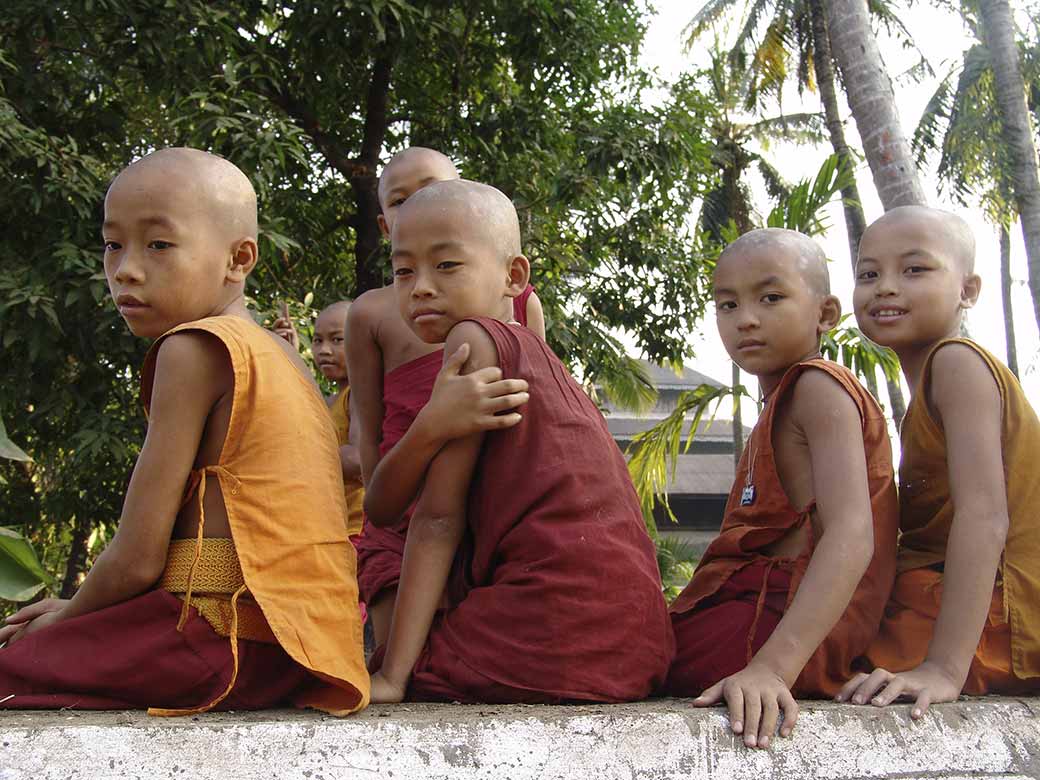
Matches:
[[110, 148, 258, 241], [317, 300, 352, 320], [718, 228, 830, 296], [397, 179, 522, 261], [863, 205, 976, 273], [378, 147, 459, 206]]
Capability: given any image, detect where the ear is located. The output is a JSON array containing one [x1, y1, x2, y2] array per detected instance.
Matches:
[[818, 294, 842, 336], [227, 237, 259, 283], [377, 213, 390, 239], [960, 273, 981, 310], [505, 255, 531, 298]]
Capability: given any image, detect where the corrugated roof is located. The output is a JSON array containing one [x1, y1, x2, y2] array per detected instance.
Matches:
[[636, 359, 724, 390]]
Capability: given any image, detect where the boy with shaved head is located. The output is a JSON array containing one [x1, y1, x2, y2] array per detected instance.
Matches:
[[664, 229, 898, 748], [362, 178, 672, 704], [840, 206, 1040, 716], [0, 148, 368, 715], [348, 147, 540, 648]]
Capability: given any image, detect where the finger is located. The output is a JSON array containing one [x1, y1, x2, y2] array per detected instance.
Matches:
[[483, 392, 530, 413], [911, 690, 931, 720], [835, 672, 868, 702], [464, 365, 504, 384], [0, 622, 26, 644], [482, 377, 527, 396], [722, 683, 745, 736], [758, 694, 780, 748], [742, 690, 761, 747], [778, 690, 799, 738], [873, 677, 907, 707], [4, 599, 59, 624], [691, 680, 724, 707], [481, 413, 523, 430], [441, 343, 471, 375], [281, 301, 290, 319], [852, 668, 893, 705]]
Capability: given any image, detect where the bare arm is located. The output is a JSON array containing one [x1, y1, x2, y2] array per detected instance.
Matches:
[[339, 391, 363, 481], [345, 293, 385, 484], [2, 333, 228, 642], [363, 339, 529, 528], [369, 325, 497, 702], [697, 370, 875, 747], [841, 344, 1006, 716], [525, 290, 546, 341]]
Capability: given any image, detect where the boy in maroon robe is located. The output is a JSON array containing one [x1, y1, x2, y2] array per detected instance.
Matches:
[[364, 179, 673, 703]]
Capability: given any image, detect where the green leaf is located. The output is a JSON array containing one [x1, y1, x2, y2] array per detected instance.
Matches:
[[0, 418, 31, 462], [0, 527, 53, 602]]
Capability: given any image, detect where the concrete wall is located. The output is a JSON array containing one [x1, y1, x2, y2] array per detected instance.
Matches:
[[2, 698, 1038, 779]]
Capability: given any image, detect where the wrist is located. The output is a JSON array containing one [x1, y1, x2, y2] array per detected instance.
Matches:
[[748, 651, 798, 689], [922, 654, 969, 688]]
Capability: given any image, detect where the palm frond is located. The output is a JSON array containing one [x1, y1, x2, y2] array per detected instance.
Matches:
[[766, 152, 855, 235], [685, 0, 746, 48], [821, 316, 902, 385], [747, 111, 826, 144]]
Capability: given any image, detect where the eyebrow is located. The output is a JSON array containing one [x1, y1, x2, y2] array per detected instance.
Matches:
[[102, 215, 177, 232], [429, 240, 465, 254]]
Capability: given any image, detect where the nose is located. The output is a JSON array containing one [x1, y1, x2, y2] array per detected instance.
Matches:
[[874, 271, 898, 297], [410, 267, 435, 298], [735, 306, 760, 331], [111, 250, 145, 285]]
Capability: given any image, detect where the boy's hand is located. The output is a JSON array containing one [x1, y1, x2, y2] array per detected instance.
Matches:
[[272, 301, 300, 350], [0, 598, 70, 646], [693, 661, 799, 748], [416, 343, 530, 444], [369, 670, 407, 704], [836, 662, 961, 718]]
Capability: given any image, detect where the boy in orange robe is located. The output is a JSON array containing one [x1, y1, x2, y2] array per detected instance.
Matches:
[[363, 179, 673, 705], [0, 148, 368, 715], [664, 229, 898, 748], [839, 205, 1040, 716], [348, 147, 533, 646]]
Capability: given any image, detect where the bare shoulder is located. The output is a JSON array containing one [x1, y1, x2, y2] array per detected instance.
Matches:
[[788, 366, 860, 424], [445, 321, 500, 371], [350, 287, 391, 329], [928, 342, 1000, 418], [263, 328, 323, 394], [153, 331, 231, 399]]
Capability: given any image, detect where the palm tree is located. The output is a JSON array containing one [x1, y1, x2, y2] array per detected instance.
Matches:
[[824, 0, 929, 209], [913, 24, 1040, 376], [687, 0, 911, 420], [976, 0, 1040, 335]]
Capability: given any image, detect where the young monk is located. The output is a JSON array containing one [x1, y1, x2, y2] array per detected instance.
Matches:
[[348, 147, 534, 647], [273, 300, 364, 538], [0, 148, 368, 715], [363, 178, 673, 704], [839, 205, 1040, 716], [664, 229, 898, 748]]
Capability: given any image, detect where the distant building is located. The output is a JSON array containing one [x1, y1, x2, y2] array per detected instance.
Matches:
[[598, 360, 748, 534]]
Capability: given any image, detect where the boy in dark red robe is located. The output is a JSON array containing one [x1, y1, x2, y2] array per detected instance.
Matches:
[[364, 179, 673, 704]]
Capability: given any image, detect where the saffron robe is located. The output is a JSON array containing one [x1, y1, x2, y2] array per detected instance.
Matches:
[[0, 316, 369, 714], [388, 318, 674, 703], [866, 338, 1040, 691], [329, 387, 365, 538], [355, 349, 443, 605], [666, 359, 898, 698]]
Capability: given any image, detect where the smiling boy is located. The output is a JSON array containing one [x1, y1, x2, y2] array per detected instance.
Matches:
[[664, 229, 897, 748], [839, 206, 1040, 715], [0, 148, 368, 715], [364, 179, 673, 704]]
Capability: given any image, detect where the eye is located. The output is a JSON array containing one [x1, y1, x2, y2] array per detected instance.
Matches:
[[333, 336, 345, 344], [149, 240, 173, 250], [389, 198, 405, 208], [103, 240, 121, 252], [393, 266, 413, 277], [855, 269, 877, 281], [437, 261, 461, 271], [905, 265, 928, 274], [762, 293, 784, 304], [716, 300, 736, 312]]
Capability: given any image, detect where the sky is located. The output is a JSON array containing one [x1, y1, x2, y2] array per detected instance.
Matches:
[[636, 1, 1040, 423]]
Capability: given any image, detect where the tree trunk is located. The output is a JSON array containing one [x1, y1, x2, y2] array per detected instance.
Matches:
[[810, 0, 906, 424], [978, 0, 1040, 335], [1000, 222, 1020, 377], [59, 517, 93, 598], [350, 43, 396, 295], [823, 0, 928, 210], [731, 362, 744, 469]]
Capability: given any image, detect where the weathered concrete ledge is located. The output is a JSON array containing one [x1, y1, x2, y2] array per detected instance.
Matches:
[[2, 697, 1038, 779]]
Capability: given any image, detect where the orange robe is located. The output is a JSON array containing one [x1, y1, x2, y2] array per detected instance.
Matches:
[[0, 316, 369, 714], [666, 359, 898, 698], [328, 387, 365, 538], [866, 338, 1040, 693]]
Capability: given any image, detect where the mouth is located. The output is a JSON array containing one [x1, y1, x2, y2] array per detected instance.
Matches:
[[736, 339, 766, 351], [411, 308, 445, 323], [868, 306, 908, 321], [115, 294, 148, 314]]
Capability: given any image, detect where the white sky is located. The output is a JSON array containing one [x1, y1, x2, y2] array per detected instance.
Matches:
[[638, 1, 1040, 422]]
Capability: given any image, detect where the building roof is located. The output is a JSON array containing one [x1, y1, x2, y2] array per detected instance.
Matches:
[[636, 360, 724, 390], [664, 453, 736, 495], [606, 417, 741, 443]]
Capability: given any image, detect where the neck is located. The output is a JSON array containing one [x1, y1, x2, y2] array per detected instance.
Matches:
[[211, 294, 252, 322], [757, 348, 822, 400], [897, 325, 963, 397]]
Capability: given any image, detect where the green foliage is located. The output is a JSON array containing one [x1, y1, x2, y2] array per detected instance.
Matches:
[[0, 527, 53, 603], [821, 315, 902, 384], [766, 152, 856, 234], [0, 419, 30, 464], [656, 535, 702, 602]]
